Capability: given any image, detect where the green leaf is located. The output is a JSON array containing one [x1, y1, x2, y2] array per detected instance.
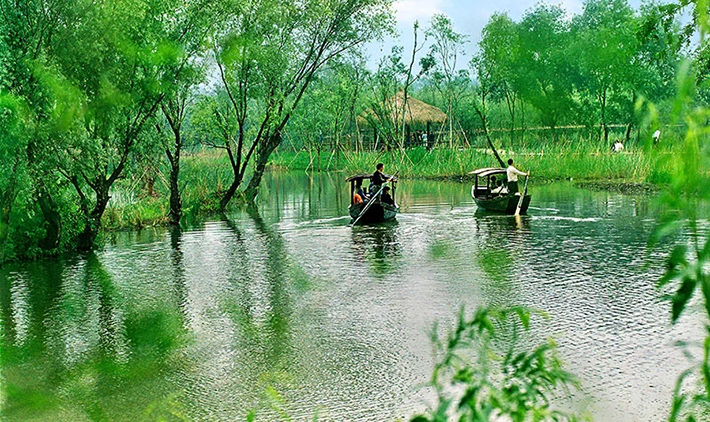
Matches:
[[671, 275, 697, 323]]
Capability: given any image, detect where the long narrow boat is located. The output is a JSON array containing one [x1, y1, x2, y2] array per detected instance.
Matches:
[[347, 174, 399, 224], [470, 167, 531, 214]]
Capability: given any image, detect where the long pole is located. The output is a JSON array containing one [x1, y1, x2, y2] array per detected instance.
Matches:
[[514, 174, 529, 216]]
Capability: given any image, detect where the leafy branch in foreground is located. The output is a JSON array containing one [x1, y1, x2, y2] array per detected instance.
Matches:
[[411, 307, 584, 422], [644, 2, 710, 421]]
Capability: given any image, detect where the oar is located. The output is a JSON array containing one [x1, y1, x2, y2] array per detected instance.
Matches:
[[350, 181, 388, 226], [514, 174, 529, 216]]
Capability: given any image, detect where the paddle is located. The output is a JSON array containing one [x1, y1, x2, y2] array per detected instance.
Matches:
[[514, 174, 529, 216]]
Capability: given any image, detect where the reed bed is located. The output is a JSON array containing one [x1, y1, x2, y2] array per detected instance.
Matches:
[[100, 139, 676, 232]]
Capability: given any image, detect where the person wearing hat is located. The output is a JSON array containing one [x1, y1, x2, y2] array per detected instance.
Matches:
[[380, 186, 394, 205]]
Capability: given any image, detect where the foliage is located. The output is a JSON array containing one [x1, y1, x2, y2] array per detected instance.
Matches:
[[410, 307, 583, 422], [646, 2, 710, 421]]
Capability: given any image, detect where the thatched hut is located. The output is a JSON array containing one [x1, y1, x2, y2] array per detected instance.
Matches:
[[358, 91, 447, 150]]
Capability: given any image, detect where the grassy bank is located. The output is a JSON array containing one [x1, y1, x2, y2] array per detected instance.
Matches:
[[269, 143, 672, 184], [103, 143, 672, 233]]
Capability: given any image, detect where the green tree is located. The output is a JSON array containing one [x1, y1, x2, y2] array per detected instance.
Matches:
[[426, 14, 469, 148], [48, 0, 191, 250], [516, 4, 575, 136], [570, 0, 638, 143], [0, 0, 78, 252], [212, 0, 394, 207], [0, 93, 27, 259], [478, 13, 521, 143], [156, 1, 218, 225]]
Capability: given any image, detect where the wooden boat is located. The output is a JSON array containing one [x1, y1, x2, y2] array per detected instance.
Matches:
[[347, 174, 399, 224], [470, 167, 531, 214]]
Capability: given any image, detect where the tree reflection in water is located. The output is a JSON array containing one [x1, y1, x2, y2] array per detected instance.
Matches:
[[349, 220, 402, 276], [0, 253, 189, 421], [473, 210, 532, 308]]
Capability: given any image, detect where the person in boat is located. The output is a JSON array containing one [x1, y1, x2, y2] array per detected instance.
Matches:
[[380, 186, 394, 205], [370, 163, 392, 195], [354, 179, 368, 203], [506, 158, 528, 195], [491, 178, 507, 195]]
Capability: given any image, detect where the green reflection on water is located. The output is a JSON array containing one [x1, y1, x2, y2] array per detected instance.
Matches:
[[0, 254, 190, 421], [0, 173, 698, 421]]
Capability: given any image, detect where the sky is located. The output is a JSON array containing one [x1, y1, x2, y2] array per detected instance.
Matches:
[[365, 0, 646, 69]]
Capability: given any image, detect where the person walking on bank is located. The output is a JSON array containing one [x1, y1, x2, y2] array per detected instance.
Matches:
[[370, 163, 392, 195], [506, 158, 528, 195]]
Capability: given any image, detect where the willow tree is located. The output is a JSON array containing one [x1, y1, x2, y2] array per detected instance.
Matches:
[[46, 0, 215, 250], [426, 14, 469, 148], [212, 0, 394, 207], [0, 94, 27, 258], [157, 1, 220, 225], [0, 0, 76, 250]]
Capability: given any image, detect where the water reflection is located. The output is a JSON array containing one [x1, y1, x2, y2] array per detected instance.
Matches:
[[0, 175, 704, 422], [350, 221, 402, 276], [0, 253, 189, 421]]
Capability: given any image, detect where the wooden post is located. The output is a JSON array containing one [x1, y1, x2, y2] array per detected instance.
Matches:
[[426, 121, 431, 149], [373, 127, 378, 151], [405, 123, 411, 149]]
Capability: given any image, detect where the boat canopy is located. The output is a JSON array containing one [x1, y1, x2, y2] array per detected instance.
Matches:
[[346, 174, 399, 182], [346, 174, 373, 182], [468, 168, 506, 178]]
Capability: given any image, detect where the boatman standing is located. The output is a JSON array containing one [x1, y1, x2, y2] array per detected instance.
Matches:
[[506, 158, 528, 195], [370, 163, 393, 195]]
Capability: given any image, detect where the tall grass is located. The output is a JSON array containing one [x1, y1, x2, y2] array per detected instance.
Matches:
[[270, 138, 675, 183], [98, 137, 676, 233]]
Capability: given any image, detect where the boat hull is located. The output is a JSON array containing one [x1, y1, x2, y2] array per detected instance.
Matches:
[[349, 202, 398, 224], [473, 194, 531, 214]]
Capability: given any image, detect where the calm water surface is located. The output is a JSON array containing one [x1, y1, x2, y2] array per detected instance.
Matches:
[[0, 172, 703, 421]]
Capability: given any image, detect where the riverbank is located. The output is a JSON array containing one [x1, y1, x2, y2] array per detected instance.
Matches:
[[269, 146, 668, 183], [0, 146, 668, 263], [106, 146, 666, 232]]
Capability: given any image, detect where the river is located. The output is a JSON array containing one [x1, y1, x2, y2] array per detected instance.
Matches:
[[0, 172, 701, 421]]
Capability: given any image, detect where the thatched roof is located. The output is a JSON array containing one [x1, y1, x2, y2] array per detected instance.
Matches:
[[358, 91, 447, 126]]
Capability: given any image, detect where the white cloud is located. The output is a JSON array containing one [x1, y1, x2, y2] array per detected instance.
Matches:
[[394, 0, 445, 24]]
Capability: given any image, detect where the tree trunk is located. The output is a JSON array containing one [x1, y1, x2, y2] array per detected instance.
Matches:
[[27, 140, 61, 250], [474, 106, 505, 168], [244, 134, 281, 202], [600, 89, 609, 143], [219, 177, 243, 210], [167, 151, 181, 225], [166, 126, 182, 225], [0, 160, 20, 255], [77, 186, 110, 251], [625, 123, 633, 143], [37, 184, 61, 250]]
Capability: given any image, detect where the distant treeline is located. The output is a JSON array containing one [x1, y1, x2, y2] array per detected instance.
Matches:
[[285, 0, 699, 153]]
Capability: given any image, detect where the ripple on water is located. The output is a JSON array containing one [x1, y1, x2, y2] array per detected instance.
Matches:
[[0, 177, 704, 421]]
